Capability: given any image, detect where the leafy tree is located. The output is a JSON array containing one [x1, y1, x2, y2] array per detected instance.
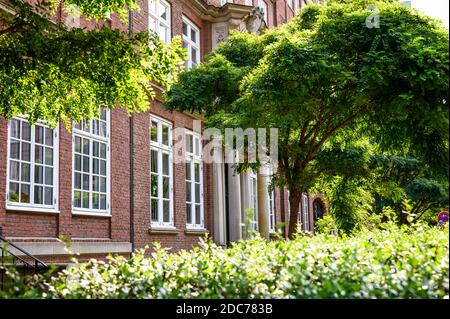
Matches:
[[165, 0, 449, 238], [0, 0, 185, 126]]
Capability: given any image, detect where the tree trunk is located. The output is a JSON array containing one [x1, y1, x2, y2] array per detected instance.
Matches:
[[287, 190, 302, 239]]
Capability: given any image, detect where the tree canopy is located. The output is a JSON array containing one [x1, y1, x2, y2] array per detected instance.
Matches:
[[164, 0, 449, 237], [0, 0, 185, 126]]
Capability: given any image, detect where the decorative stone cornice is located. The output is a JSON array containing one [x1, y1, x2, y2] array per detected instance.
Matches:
[[184, 0, 253, 23]]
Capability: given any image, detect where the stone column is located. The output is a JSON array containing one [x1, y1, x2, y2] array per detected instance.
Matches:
[[213, 162, 227, 245], [257, 166, 270, 241], [227, 165, 242, 242]]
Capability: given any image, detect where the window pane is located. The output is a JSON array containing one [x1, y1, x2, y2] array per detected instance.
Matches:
[[9, 161, 19, 181], [45, 167, 53, 185], [186, 181, 191, 202], [92, 193, 99, 209], [194, 163, 200, 182], [10, 141, 19, 159], [100, 108, 107, 121], [186, 134, 193, 153], [45, 147, 53, 165], [100, 177, 107, 193], [9, 182, 19, 202], [74, 172, 81, 189], [100, 160, 106, 176], [83, 139, 89, 155], [191, 47, 198, 64], [75, 136, 82, 153], [35, 145, 43, 163], [186, 204, 192, 224], [82, 174, 89, 190], [75, 154, 81, 171], [35, 126, 44, 144], [22, 122, 31, 141], [82, 192, 89, 208], [195, 184, 200, 203], [100, 121, 107, 138], [44, 187, 52, 205], [151, 199, 158, 222], [100, 194, 106, 210], [83, 156, 90, 173], [191, 28, 197, 42], [151, 175, 158, 197], [162, 153, 169, 175], [21, 184, 30, 203], [35, 166, 43, 184], [185, 162, 191, 180], [151, 150, 158, 173], [162, 125, 169, 146], [100, 143, 107, 159], [93, 159, 99, 174], [194, 137, 200, 156], [74, 191, 82, 208], [163, 177, 169, 199], [93, 176, 99, 192], [34, 186, 43, 204], [93, 141, 99, 157], [45, 128, 53, 146], [151, 121, 158, 142], [182, 22, 188, 36], [21, 163, 30, 182], [163, 200, 170, 222], [21, 142, 30, 161], [10, 119, 20, 138], [195, 205, 201, 225]]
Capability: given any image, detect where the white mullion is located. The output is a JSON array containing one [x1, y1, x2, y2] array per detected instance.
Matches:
[[30, 122, 35, 205], [158, 150, 163, 225]]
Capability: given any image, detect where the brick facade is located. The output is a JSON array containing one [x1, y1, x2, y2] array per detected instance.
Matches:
[[0, 0, 324, 263]]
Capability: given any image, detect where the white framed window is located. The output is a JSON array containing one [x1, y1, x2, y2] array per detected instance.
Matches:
[[72, 108, 110, 215], [303, 194, 310, 232], [249, 172, 258, 232], [150, 116, 174, 228], [149, 0, 171, 44], [268, 188, 276, 233], [258, 0, 268, 22], [245, 0, 252, 5], [182, 17, 200, 69], [185, 131, 204, 229], [296, 0, 307, 13], [6, 118, 59, 211]]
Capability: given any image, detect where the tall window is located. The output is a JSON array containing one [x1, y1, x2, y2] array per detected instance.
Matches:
[[249, 173, 258, 231], [7, 118, 58, 210], [220, 0, 233, 5], [150, 116, 173, 227], [182, 17, 200, 69], [303, 194, 310, 232], [268, 189, 275, 233], [73, 108, 110, 214], [258, 0, 268, 22], [185, 131, 204, 229], [149, 0, 171, 44]]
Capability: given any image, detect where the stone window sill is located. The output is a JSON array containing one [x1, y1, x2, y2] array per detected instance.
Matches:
[[148, 228, 179, 235]]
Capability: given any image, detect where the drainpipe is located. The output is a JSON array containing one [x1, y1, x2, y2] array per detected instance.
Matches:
[[128, 8, 135, 256]]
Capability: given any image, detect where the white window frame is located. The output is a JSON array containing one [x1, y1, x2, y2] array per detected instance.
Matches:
[[249, 172, 259, 232], [303, 194, 310, 232], [220, 0, 233, 5], [268, 188, 276, 233], [149, 0, 171, 44], [185, 130, 204, 230], [150, 115, 174, 228], [6, 117, 59, 213], [72, 109, 111, 216], [182, 16, 201, 69]]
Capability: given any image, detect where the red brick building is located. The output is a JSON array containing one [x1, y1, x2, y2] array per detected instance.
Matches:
[[0, 0, 326, 263]]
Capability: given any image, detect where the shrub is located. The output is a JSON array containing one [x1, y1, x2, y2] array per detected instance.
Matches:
[[1, 224, 448, 299]]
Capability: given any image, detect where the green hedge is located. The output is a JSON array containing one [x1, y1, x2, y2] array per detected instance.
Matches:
[[1, 224, 448, 299]]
